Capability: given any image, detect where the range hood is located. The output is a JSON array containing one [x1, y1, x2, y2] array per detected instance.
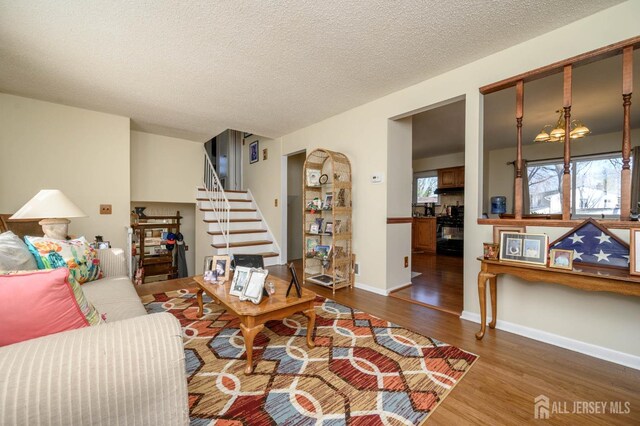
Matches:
[[434, 187, 464, 195]]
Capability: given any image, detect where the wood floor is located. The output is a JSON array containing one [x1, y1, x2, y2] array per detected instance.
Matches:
[[136, 263, 640, 425], [390, 253, 464, 315]]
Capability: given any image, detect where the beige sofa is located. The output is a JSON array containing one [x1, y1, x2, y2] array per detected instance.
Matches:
[[0, 248, 189, 425]]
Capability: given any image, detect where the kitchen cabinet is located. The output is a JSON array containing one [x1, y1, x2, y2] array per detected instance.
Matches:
[[412, 217, 437, 253], [438, 166, 464, 188]]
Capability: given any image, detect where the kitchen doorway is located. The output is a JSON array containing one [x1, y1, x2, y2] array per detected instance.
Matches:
[[389, 98, 466, 315]]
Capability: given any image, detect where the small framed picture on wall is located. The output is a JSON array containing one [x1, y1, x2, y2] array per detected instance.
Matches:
[[249, 141, 259, 164]]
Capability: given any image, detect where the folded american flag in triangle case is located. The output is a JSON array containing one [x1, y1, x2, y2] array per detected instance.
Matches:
[[551, 218, 630, 269]]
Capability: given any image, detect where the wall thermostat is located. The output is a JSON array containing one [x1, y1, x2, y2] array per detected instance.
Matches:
[[370, 173, 384, 184]]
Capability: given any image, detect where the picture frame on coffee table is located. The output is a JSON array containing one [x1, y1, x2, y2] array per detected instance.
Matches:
[[230, 266, 251, 297], [212, 255, 231, 281], [240, 268, 269, 304]]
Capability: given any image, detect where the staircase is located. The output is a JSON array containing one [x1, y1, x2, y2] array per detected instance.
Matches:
[[198, 149, 281, 266]]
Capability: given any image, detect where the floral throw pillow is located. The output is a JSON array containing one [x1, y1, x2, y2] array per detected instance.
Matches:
[[23, 236, 103, 284]]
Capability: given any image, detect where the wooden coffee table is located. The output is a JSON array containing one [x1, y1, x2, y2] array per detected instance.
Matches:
[[193, 274, 317, 374]]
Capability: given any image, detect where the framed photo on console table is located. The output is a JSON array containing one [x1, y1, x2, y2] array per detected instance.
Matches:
[[499, 232, 548, 266], [492, 225, 526, 244], [630, 228, 640, 275], [549, 249, 573, 270]]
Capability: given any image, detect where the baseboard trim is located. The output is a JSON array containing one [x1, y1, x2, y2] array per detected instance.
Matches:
[[460, 311, 640, 370], [353, 282, 388, 296], [387, 282, 412, 294], [353, 281, 412, 296]]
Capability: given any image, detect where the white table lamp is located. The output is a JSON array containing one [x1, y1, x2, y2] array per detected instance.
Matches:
[[10, 190, 87, 239]]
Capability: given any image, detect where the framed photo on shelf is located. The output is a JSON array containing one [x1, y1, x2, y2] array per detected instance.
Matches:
[[249, 141, 259, 164], [314, 244, 332, 258], [306, 169, 321, 186], [492, 225, 526, 244], [630, 228, 640, 275], [306, 237, 320, 257], [322, 193, 333, 210], [212, 255, 231, 281], [549, 249, 573, 270], [240, 268, 269, 304], [229, 266, 251, 296], [309, 223, 320, 234], [324, 221, 333, 234], [499, 232, 548, 265]]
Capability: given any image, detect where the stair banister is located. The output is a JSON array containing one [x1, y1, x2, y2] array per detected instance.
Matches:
[[202, 148, 230, 251]]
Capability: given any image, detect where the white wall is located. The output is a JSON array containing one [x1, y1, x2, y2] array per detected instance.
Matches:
[[242, 135, 283, 249], [195, 208, 212, 275], [413, 151, 465, 172], [130, 131, 203, 203], [243, 1, 640, 362], [0, 93, 130, 248], [387, 117, 413, 290]]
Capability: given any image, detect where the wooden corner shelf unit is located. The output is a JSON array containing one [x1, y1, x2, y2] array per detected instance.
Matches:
[[131, 212, 181, 283], [303, 149, 353, 293]]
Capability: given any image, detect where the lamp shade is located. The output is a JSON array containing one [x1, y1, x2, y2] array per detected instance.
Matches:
[[10, 190, 87, 220]]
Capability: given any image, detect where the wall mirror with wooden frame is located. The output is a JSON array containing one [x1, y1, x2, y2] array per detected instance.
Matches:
[[480, 36, 639, 228]]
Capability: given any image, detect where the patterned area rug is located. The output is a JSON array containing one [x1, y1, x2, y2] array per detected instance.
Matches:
[[142, 289, 478, 425]]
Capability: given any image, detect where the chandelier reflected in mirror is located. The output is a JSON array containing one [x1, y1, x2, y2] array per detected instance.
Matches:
[[533, 109, 591, 143]]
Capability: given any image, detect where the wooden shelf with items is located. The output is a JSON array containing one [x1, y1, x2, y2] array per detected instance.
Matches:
[[131, 211, 181, 284], [303, 149, 353, 294]]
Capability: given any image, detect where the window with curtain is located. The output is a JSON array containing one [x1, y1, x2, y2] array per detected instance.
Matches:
[[526, 152, 631, 218]]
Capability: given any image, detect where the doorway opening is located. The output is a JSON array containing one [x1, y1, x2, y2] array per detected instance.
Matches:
[[282, 150, 306, 262], [389, 98, 466, 315], [204, 129, 243, 190]]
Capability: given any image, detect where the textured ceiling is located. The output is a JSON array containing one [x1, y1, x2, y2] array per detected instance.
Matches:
[[0, 0, 623, 142], [413, 53, 640, 159]]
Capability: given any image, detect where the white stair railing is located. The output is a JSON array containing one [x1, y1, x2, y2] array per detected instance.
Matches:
[[203, 148, 230, 251]]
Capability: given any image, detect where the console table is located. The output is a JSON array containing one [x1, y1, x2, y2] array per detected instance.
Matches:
[[475, 258, 640, 339]]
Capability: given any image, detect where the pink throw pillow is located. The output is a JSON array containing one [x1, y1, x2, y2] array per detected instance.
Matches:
[[0, 268, 91, 346]]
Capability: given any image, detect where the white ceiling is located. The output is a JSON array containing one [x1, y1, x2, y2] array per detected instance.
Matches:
[[413, 53, 640, 159], [0, 0, 623, 142]]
